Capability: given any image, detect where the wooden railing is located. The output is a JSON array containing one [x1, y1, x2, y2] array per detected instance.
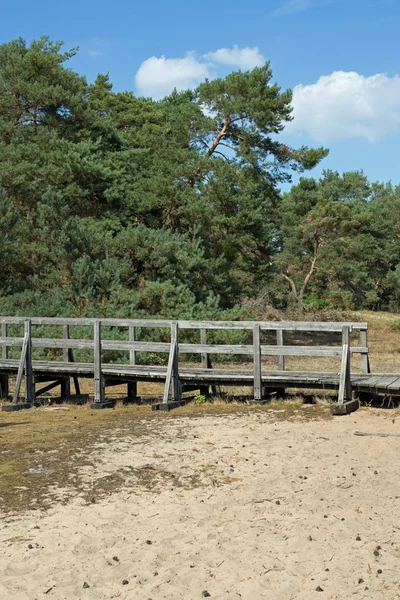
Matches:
[[0, 317, 369, 408]]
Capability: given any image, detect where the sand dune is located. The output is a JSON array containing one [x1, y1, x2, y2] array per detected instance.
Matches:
[[1, 407, 400, 599]]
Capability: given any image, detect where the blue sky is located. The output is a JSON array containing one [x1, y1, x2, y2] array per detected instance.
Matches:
[[2, 0, 400, 186]]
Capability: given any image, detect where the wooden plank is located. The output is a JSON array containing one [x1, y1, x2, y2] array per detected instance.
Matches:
[[373, 376, 400, 389], [93, 321, 105, 403], [0, 337, 367, 356], [387, 378, 400, 391], [0, 316, 368, 332]]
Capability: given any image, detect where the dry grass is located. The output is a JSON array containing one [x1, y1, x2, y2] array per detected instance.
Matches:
[[0, 309, 399, 513], [0, 399, 331, 514]]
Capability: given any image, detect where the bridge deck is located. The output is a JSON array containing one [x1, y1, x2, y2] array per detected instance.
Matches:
[[1, 359, 400, 396]]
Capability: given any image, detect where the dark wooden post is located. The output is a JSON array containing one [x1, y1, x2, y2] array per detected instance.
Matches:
[[24, 319, 35, 404], [93, 320, 105, 404], [0, 323, 9, 398], [359, 329, 371, 374], [127, 324, 138, 400], [201, 328, 208, 369], [171, 322, 180, 402], [61, 325, 71, 398], [161, 322, 181, 408], [253, 324, 262, 402], [338, 326, 351, 404], [199, 328, 210, 396]]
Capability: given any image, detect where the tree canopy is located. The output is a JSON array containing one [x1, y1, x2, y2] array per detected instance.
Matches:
[[1, 36, 398, 318]]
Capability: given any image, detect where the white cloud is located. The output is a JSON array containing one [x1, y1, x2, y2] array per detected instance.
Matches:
[[204, 46, 265, 69], [135, 46, 265, 99], [135, 53, 210, 99], [286, 71, 400, 143], [272, 0, 337, 17], [88, 50, 103, 57]]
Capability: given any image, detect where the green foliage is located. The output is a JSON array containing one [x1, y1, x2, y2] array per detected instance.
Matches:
[[1, 36, 398, 319]]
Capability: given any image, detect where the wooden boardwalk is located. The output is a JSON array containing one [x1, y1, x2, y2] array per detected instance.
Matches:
[[0, 316, 399, 414]]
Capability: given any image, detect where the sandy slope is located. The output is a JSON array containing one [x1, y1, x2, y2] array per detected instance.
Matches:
[[1, 407, 400, 600]]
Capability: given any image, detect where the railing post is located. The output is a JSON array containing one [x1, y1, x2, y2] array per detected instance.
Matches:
[[61, 325, 71, 398], [277, 329, 285, 371], [161, 322, 181, 409], [338, 326, 351, 404], [127, 324, 138, 400], [171, 322, 180, 402], [93, 320, 105, 404], [24, 319, 35, 404], [253, 324, 262, 401], [0, 323, 9, 398], [129, 325, 136, 366], [359, 329, 371, 374], [201, 328, 208, 369], [199, 328, 211, 396]]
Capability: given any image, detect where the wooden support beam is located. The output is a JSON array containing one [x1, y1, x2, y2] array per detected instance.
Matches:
[[253, 324, 262, 401], [24, 320, 35, 404], [12, 323, 31, 404], [338, 326, 352, 405], [129, 325, 136, 365], [277, 329, 285, 371], [201, 329, 208, 369], [0, 323, 8, 398], [162, 323, 181, 405], [171, 322, 180, 402], [127, 325, 138, 400], [36, 380, 64, 397], [93, 320, 105, 404], [61, 325, 71, 398], [359, 330, 371, 374]]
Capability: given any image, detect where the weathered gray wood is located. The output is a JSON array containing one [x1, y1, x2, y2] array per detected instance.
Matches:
[[127, 326, 137, 400], [2, 323, 8, 359], [253, 324, 262, 401], [171, 323, 180, 402], [0, 316, 369, 332], [93, 321, 105, 403], [61, 325, 71, 398], [12, 329, 29, 404], [359, 330, 371, 374], [24, 320, 35, 404], [200, 329, 208, 369], [129, 325, 136, 365], [276, 329, 285, 371], [0, 323, 9, 397], [338, 326, 351, 405], [0, 337, 368, 357], [387, 377, 400, 391], [36, 380, 63, 397]]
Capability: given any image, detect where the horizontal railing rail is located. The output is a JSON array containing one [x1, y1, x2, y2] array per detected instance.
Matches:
[[0, 316, 368, 331], [0, 337, 368, 357]]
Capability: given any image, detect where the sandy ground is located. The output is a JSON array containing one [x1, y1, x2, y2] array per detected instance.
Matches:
[[1, 407, 400, 600]]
